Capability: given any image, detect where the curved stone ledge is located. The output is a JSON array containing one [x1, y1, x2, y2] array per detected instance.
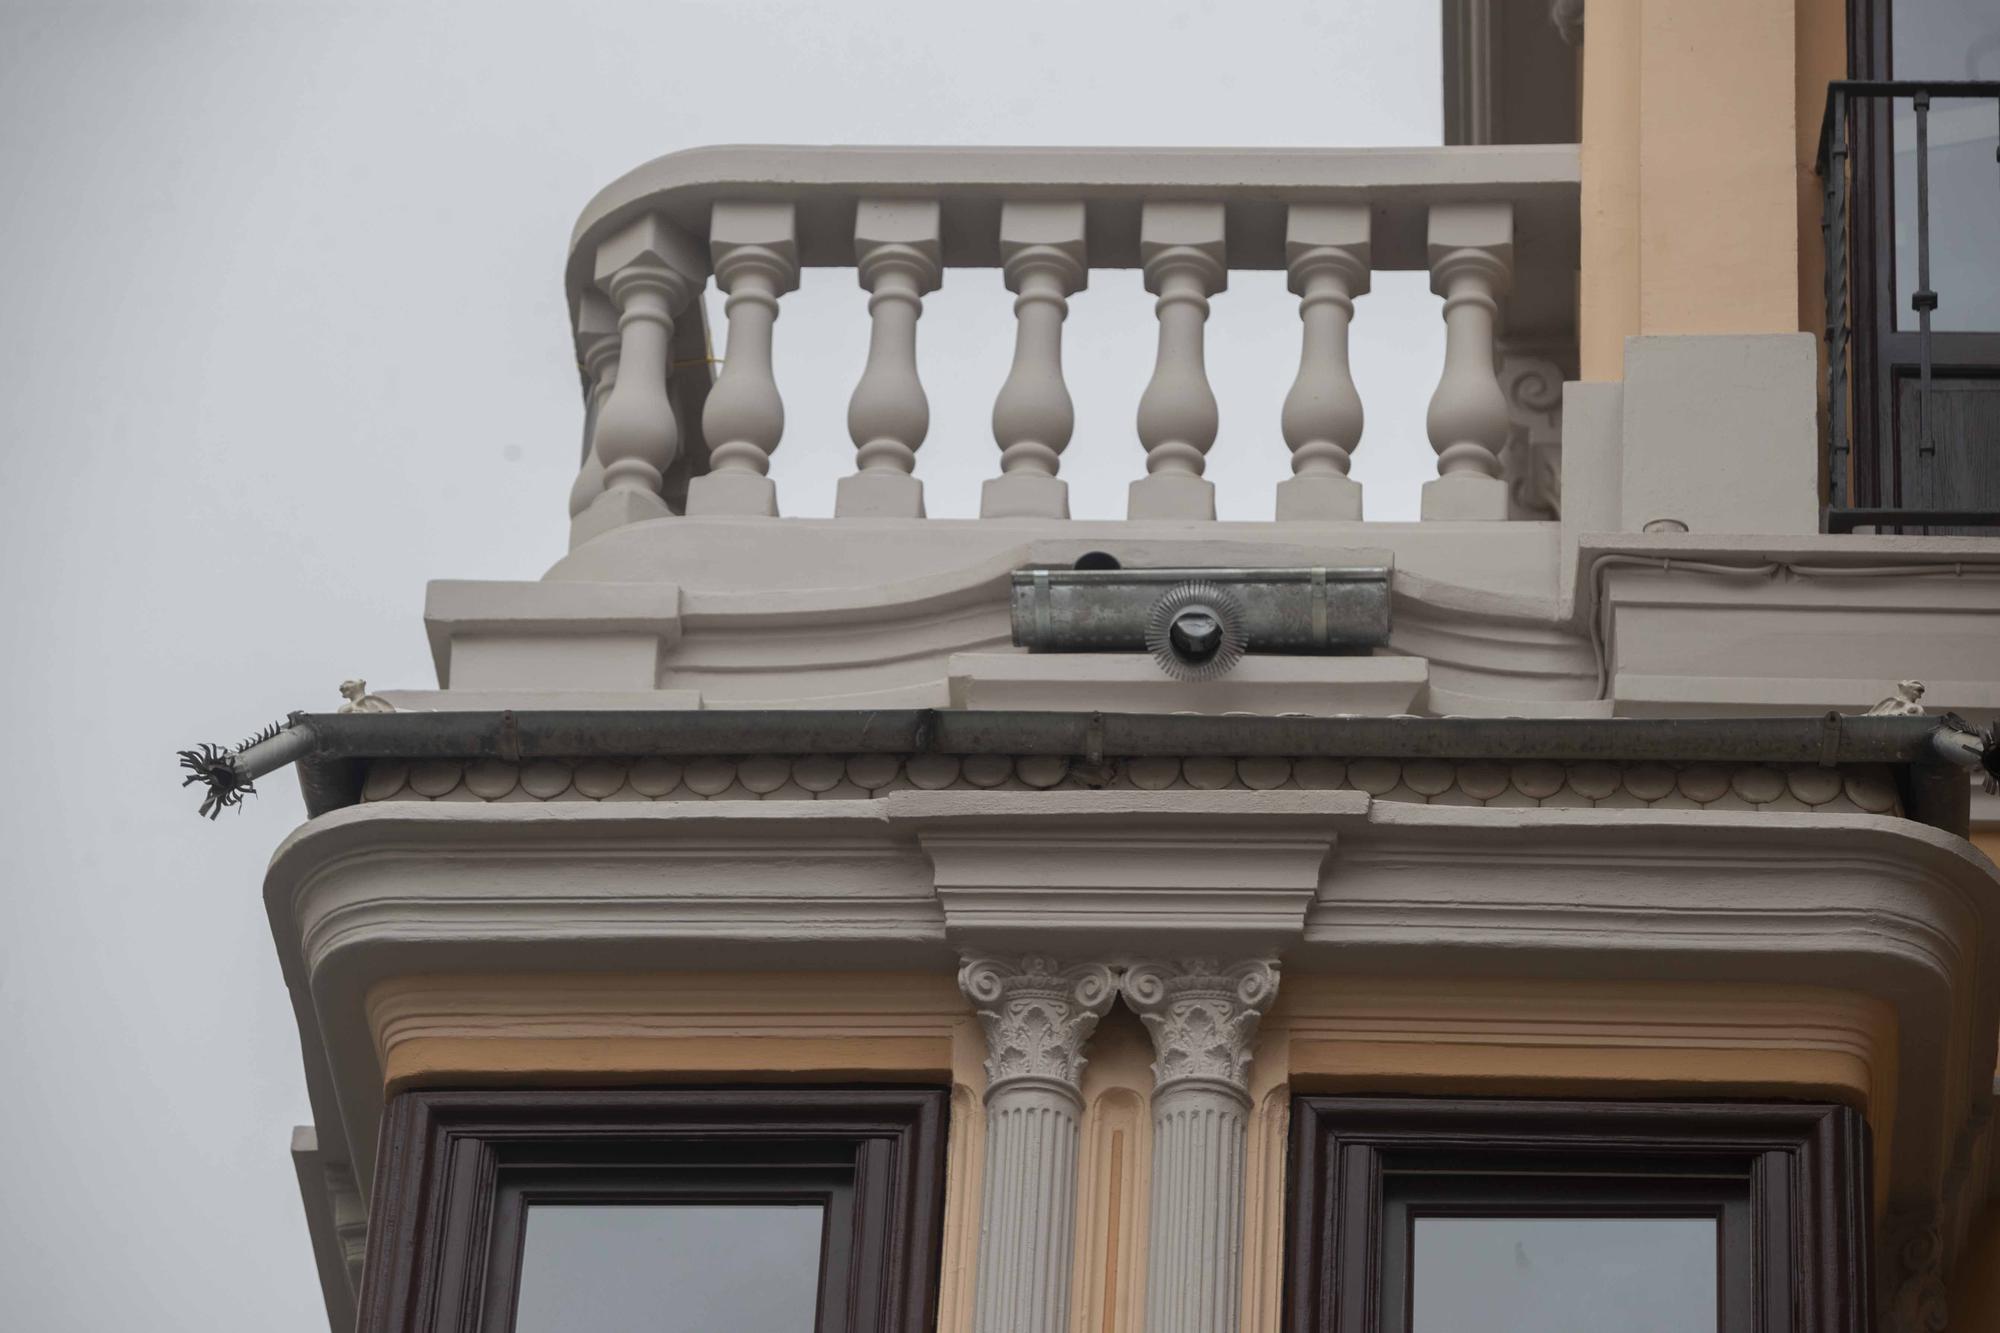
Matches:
[[359, 752, 1905, 816]]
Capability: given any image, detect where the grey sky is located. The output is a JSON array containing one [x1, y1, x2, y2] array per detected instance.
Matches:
[[0, 1, 1437, 1326]]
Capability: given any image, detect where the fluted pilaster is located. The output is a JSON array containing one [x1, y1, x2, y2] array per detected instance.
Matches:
[[960, 955, 1119, 1333], [1122, 958, 1280, 1333]]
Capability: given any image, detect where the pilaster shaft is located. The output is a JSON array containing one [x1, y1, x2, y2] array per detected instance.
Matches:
[[1122, 958, 1280, 1333], [960, 955, 1119, 1333]]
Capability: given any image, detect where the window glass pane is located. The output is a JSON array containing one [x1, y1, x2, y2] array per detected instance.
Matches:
[[1890, 0, 2000, 331], [1411, 1216, 1716, 1333], [514, 1203, 824, 1333]]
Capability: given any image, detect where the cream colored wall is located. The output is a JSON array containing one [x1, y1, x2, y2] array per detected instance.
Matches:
[[369, 969, 1900, 1333], [368, 972, 989, 1333], [1580, 0, 1818, 379]]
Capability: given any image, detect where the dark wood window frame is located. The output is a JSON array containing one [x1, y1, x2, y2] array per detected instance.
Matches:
[[1283, 1097, 1872, 1333], [357, 1086, 950, 1333]]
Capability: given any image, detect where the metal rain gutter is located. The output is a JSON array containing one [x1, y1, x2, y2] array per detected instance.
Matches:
[[179, 707, 1999, 834]]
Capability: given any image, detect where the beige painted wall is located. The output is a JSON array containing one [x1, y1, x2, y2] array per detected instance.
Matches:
[[367, 969, 1902, 1333], [1580, 0, 1822, 378]]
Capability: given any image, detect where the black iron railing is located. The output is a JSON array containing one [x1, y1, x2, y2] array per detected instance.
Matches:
[[1816, 79, 2000, 533]]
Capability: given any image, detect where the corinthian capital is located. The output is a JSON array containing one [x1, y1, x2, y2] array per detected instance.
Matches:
[[1120, 958, 1280, 1097], [958, 955, 1120, 1096]]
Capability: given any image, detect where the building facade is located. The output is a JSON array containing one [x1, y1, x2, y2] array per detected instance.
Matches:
[[212, 1, 2000, 1330]]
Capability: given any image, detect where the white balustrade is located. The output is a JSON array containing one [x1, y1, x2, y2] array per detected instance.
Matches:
[[688, 202, 799, 517], [985, 201, 1087, 519], [1131, 202, 1227, 520], [573, 213, 708, 545], [1422, 201, 1515, 521], [565, 290, 620, 544], [1277, 205, 1371, 521], [839, 199, 942, 518], [557, 154, 1576, 534]]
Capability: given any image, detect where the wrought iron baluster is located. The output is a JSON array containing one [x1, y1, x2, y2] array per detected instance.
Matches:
[[1825, 88, 1851, 512], [1911, 91, 1937, 461]]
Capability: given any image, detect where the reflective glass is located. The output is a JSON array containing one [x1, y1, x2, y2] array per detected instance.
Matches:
[[1410, 1216, 1717, 1333], [1890, 0, 2000, 331], [513, 1203, 824, 1333]]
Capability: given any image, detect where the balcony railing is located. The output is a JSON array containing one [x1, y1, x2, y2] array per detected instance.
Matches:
[[560, 145, 1578, 545], [1817, 79, 2000, 533]]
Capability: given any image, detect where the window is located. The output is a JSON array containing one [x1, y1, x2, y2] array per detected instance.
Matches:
[[1283, 1098, 1871, 1333], [357, 1088, 949, 1333], [1842, 0, 2000, 530]]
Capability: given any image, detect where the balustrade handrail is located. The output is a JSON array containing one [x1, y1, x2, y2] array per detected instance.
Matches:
[[568, 143, 1579, 277], [561, 144, 1580, 537]]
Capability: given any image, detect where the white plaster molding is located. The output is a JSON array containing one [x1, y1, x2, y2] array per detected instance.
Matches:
[[958, 956, 1118, 1333], [289, 1127, 359, 1333], [1122, 959, 1279, 1098], [1884, 1209, 1951, 1333], [264, 795, 2000, 1286], [921, 794, 1350, 948], [945, 653, 1429, 716], [959, 955, 1119, 1095]]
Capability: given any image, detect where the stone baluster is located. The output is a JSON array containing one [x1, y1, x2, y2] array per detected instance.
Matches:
[[1121, 959, 1281, 1333], [573, 213, 709, 545], [838, 199, 942, 518], [565, 291, 621, 545], [1421, 202, 1514, 521], [1277, 205, 1371, 521], [984, 201, 1087, 519], [959, 956, 1120, 1333], [687, 202, 799, 517], [1131, 202, 1227, 520]]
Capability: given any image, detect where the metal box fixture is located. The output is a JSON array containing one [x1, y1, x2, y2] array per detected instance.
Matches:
[[1009, 566, 1393, 679]]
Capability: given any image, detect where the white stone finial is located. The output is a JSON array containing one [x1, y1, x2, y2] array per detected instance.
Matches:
[[1422, 202, 1514, 521], [688, 202, 800, 517], [959, 955, 1119, 1333], [1131, 202, 1227, 520], [838, 199, 942, 518], [1278, 204, 1371, 521], [983, 201, 1087, 519], [575, 213, 709, 543], [1122, 958, 1279, 1333]]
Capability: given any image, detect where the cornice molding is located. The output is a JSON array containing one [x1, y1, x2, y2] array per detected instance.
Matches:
[[265, 794, 1999, 1269]]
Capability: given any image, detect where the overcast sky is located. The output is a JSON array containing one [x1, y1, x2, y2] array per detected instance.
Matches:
[[0, 1, 1439, 1326]]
